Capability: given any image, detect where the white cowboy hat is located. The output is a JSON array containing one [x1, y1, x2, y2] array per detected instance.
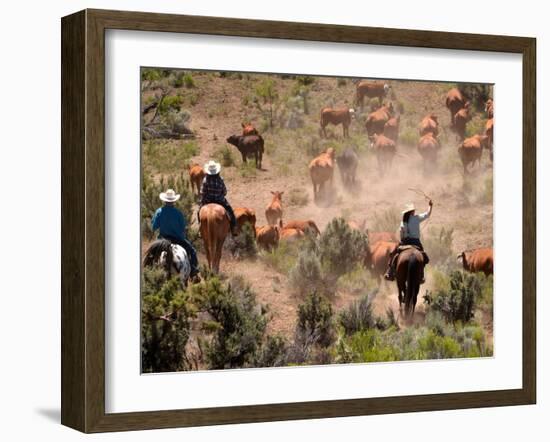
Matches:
[[402, 203, 415, 214], [204, 160, 221, 175], [159, 189, 180, 203]]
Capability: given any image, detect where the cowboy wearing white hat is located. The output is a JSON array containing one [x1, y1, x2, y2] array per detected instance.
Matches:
[[151, 188, 200, 277], [199, 160, 238, 236], [384, 199, 433, 283]]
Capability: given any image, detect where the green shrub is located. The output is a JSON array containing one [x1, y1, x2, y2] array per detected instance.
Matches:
[[296, 75, 315, 86], [183, 73, 195, 88], [318, 218, 368, 278], [288, 188, 310, 207], [254, 335, 289, 367], [158, 95, 184, 114], [338, 295, 376, 336], [239, 161, 257, 178], [295, 292, 335, 349], [192, 276, 267, 369], [214, 145, 237, 167], [141, 267, 194, 372], [289, 249, 323, 295], [260, 241, 298, 275], [424, 270, 482, 323], [227, 223, 258, 259]]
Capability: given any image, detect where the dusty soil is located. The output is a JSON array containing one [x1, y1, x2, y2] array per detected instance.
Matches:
[[142, 72, 493, 342]]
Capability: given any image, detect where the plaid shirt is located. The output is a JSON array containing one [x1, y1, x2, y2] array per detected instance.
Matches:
[[200, 174, 227, 204]]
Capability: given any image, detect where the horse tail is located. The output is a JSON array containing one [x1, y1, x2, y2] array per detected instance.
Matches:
[[143, 239, 174, 276], [405, 252, 421, 316]]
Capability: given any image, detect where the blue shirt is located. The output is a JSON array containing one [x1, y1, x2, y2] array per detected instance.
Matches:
[[151, 205, 187, 242], [400, 206, 432, 240]]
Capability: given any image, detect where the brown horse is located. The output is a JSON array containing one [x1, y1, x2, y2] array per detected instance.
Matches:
[[199, 204, 230, 273], [395, 247, 425, 317]]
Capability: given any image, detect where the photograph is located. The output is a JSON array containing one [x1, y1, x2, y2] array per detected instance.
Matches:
[[140, 68, 495, 373]]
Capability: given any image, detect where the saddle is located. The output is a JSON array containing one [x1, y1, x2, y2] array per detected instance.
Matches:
[[396, 244, 422, 253]]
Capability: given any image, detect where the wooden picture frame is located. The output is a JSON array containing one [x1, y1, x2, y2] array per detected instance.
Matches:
[[61, 8, 536, 433]]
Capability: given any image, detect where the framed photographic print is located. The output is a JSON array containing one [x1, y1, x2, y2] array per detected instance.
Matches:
[[61, 9, 536, 433]]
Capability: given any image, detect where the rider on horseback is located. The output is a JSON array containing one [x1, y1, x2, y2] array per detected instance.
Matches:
[[198, 160, 239, 236], [151, 188, 200, 278], [384, 200, 433, 283]]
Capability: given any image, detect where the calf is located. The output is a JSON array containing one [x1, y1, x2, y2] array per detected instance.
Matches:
[[336, 147, 359, 186], [364, 240, 398, 283], [309, 148, 336, 199], [452, 104, 471, 141], [446, 88, 468, 123], [458, 134, 490, 174], [417, 133, 441, 173], [283, 219, 321, 236], [234, 207, 257, 236], [226, 134, 264, 169], [383, 115, 400, 142], [419, 113, 439, 137], [371, 133, 396, 176], [241, 122, 258, 136], [485, 118, 494, 162], [365, 103, 394, 139], [458, 248, 493, 276], [265, 191, 284, 226], [255, 225, 280, 251], [320, 107, 355, 138], [188, 163, 205, 196]]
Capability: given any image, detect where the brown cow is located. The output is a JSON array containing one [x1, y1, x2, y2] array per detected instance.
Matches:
[[188, 163, 205, 196], [241, 122, 258, 136], [320, 107, 355, 138], [384, 115, 400, 142], [283, 219, 321, 236], [458, 134, 490, 174], [265, 191, 284, 226], [309, 148, 336, 199], [199, 204, 230, 273], [371, 133, 396, 176], [365, 103, 394, 139], [458, 248, 493, 276], [364, 240, 398, 283], [452, 105, 471, 141], [367, 230, 398, 245], [419, 114, 439, 137], [485, 118, 494, 162], [417, 133, 441, 173], [234, 207, 256, 236], [485, 99, 494, 118], [255, 225, 280, 251], [355, 81, 390, 108], [445, 88, 468, 123]]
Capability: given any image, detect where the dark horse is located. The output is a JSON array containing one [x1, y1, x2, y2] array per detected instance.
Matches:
[[395, 247, 425, 317]]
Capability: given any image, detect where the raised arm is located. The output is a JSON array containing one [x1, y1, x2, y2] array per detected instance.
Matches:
[[418, 200, 433, 222]]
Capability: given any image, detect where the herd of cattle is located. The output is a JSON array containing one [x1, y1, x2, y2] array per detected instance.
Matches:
[[185, 80, 494, 282]]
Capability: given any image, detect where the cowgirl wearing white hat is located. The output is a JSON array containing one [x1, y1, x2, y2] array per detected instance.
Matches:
[[151, 188, 200, 277], [199, 160, 238, 236], [384, 199, 433, 282]]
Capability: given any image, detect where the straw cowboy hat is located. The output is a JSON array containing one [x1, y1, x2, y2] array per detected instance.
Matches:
[[204, 160, 221, 175], [402, 203, 415, 214], [159, 189, 180, 203]]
